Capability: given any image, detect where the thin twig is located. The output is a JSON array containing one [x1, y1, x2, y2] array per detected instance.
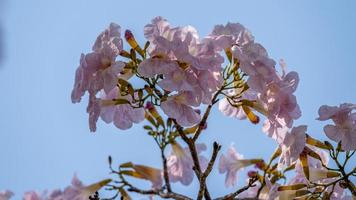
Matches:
[[161, 146, 172, 192], [214, 178, 258, 200], [197, 142, 221, 199], [174, 120, 211, 200]]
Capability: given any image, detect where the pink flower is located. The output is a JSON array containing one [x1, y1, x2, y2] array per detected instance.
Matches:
[[23, 191, 42, 200], [212, 22, 301, 142], [218, 89, 257, 119], [328, 182, 353, 200], [87, 95, 101, 132], [71, 23, 124, 102], [260, 69, 301, 143], [100, 87, 145, 130], [219, 145, 257, 188], [59, 175, 111, 200], [138, 58, 178, 78], [317, 103, 356, 151], [278, 126, 307, 168], [288, 147, 329, 186], [195, 68, 223, 104], [23, 175, 111, 200], [158, 66, 198, 92], [207, 22, 254, 51], [143, 17, 224, 104], [161, 92, 201, 127], [71, 23, 125, 132], [167, 143, 208, 185], [138, 57, 199, 92], [0, 190, 13, 200]]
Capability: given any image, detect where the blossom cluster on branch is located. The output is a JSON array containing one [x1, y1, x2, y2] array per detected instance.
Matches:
[[2, 17, 355, 200]]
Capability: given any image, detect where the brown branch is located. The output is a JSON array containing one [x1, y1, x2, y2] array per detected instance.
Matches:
[[127, 186, 192, 200], [192, 88, 222, 142], [192, 104, 213, 141], [174, 120, 211, 200], [214, 178, 258, 200], [161, 147, 172, 192], [115, 169, 192, 200], [197, 142, 221, 199], [333, 160, 356, 196]]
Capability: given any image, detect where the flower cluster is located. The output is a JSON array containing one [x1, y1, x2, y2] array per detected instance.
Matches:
[[67, 16, 356, 199], [4, 17, 354, 200], [317, 103, 356, 151]]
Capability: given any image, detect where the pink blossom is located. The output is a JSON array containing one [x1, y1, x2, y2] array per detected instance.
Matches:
[[23, 175, 111, 200], [218, 145, 251, 188], [218, 89, 257, 119], [158, 66, 198, 92], [260, 70, 301, 143], [212, 22, 301, 142], [138, 58, 178, 78], [317, 103, 356, 151], [208, 22, 254, 51], [167, 143, 208, 185], [161, 92, 201, 127], [87, 95, 101, 132], [138, 57, 199, 92], [195, 68, 223, 104], [0, 190, 13, 200], [100, 87, 145, 130], [23, 191, 43, 200], [328, 182, 353, 200], [143, 17, 224, 104], [289, 147, 330, 185], [71, 23, 124, 102], [278, 125, 307, 168], [71, 23, 125, 132]]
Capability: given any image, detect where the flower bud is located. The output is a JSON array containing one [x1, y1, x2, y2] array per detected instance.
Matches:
[[125, 30, 144, 57], [242, 105, 260, 124], [247, 170, 258, 178]]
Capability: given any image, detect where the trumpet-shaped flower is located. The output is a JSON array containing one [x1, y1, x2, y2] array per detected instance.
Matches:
[[208, 22, 254, 51], [167, 143, 208, 185], [161, 92, 201, 127], [288, 147, 330, 185], [219, 145, 260, 187], [278, 126, 307, 168], [260, 70, 301, 143], [131, 164, 163, 189], [71, 23, 126, 132], [317, 103, 356, 151], [100, 87, 145, 130], [218, 89, 257, 119], [308, 168, 340, 182], [22, 175, 110, 200], [71, 23, 124, 102], [58, 175, 111, 200]]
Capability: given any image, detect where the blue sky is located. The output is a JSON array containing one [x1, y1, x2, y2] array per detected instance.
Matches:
[[1, 0, 355, 199]]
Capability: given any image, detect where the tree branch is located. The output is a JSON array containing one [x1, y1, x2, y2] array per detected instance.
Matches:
[[214, 178, 258, 200], [197, 142, 221, 199], [161, 146, 172, 192], [174, 120, 212, 200]]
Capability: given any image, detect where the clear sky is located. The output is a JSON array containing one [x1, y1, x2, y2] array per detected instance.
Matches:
[[1, 0, 355, 199]]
